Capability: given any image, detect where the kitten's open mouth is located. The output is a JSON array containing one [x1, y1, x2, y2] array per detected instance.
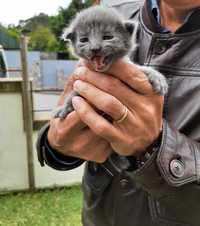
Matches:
[[90, 55, 112, 72]]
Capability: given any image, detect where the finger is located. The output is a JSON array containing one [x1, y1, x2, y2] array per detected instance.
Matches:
[[73, 66, 144, 108], [107, 59, 154, 94], [72, 96, 120, 142], [50, 110, 86, 135], [73, 80, 126, 121]]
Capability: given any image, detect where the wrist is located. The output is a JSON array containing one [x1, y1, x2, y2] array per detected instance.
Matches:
[[36, 123, 84, 170], [47, 126, 66, 156], [45, 134, 77, 162]]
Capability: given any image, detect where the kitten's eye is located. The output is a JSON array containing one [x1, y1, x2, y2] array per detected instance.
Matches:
[[80, 37, 88, 43], [103, 35, 114, 40]]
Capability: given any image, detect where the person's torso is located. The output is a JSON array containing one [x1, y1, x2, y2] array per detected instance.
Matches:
[[82, 1, 200, 226]]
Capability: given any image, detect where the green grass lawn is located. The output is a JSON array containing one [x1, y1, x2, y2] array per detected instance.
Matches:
[[0, 186, 82, 226]]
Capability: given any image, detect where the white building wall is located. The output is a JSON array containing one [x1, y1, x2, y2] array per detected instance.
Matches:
[[0, 79, 83, 192]]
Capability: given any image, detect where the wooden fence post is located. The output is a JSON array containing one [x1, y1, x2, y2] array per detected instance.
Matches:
[[20, 35, 35, 190]]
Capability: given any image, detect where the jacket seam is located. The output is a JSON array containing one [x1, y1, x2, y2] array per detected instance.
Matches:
[[145, 65, 200, 76], [148, 196, 190, 226], [194, 145, 200, 183], [163, 77, 172, 119]]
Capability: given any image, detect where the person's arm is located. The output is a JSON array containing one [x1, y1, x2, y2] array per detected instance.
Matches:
[[36, 73, 112, 170], [36, 123, 84, 171]]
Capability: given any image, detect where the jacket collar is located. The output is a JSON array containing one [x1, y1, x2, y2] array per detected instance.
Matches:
[[142, 0, 200, 34]]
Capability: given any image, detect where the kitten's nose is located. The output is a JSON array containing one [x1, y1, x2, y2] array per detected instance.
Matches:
[[91, 47, 102, 54]]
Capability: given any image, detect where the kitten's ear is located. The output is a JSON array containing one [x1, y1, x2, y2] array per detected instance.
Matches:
[[61, 27, 75, 42], [124, 20, 138, 35]]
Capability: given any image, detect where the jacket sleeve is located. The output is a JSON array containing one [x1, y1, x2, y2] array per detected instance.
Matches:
[[36, 123, 85, 171], [128, 119, 200, 199]]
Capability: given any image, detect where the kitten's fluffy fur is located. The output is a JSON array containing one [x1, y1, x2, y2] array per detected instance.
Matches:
[[62, 6, 137, 72], [52, 6, 168, 119]]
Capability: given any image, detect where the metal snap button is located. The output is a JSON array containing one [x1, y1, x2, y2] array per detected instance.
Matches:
[[155, 42, 167, 55], [120, 179, 129, 188], [170, 159, 185, 178]]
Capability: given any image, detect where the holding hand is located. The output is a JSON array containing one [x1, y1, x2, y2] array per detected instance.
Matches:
[[71, 59, 164, 156], [48, 76, 112, 163], [48, 59, 164, 162]]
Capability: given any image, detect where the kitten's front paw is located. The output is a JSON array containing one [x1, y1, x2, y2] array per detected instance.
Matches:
[[51, 106, 64, 118], [148, 73, 168, 95], [51, 105, 74, 119], [59, 105, 74, 119], [138, 66, 168, 95]]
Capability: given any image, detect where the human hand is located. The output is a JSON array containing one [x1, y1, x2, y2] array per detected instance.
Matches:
[[47, 75, 112, 163], [71, 59, 164, 156]]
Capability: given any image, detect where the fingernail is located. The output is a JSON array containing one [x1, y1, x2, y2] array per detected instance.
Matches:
[[72, 96, 83, 109], [74, 66, 87, 76], [73, 80, 86, 92]]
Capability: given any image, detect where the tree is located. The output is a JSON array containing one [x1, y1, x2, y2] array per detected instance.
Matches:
[[50, 0, 93, 52], [50, 0, 93, 37], [0, 0, 93, 54], [7, 25, 21, 42], [29, 26, 59, 52], [20, 13, 50, 33]]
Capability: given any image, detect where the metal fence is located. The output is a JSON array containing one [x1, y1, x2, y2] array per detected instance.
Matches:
[[4, 50, 78, 118]]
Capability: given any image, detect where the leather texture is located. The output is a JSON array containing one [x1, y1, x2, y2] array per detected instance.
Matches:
[[81, 1, 200, 226]]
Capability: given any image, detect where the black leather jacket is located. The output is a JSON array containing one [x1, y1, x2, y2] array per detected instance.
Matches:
[[37, 1, 200, 226]]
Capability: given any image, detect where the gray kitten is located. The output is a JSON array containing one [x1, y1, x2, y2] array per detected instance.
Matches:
[[52, 6, 168, 119]]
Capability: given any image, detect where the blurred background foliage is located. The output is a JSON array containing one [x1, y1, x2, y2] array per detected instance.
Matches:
[[1, 0, 93, 57]]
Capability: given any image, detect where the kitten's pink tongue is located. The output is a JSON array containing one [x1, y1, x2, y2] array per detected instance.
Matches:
[[92, 56, 105, 71]]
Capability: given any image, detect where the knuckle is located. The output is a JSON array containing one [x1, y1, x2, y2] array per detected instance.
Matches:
[[144, 120, 160, 142], [72, 138, 90, 154], [79, 139, 91, 153], [82, 66, 90, 75], [111, 77, 121, 88], [103, 97, 114, 111], [71, 142, 81, 154], [56, 127, 66, 142], [95, 124, 108, 136], [103, 77, 119, 93], [82, 142, 110, 163], [146, 105, 156, 117], [84, 152, 95, 162], [122, 134, 134, 147], [96, 156, 107, 163], [96, 151, 109, 163], [78, 105, 89, 117], [103, 97, 119, 114], [149, 129, 159, 144], [74, 66, 89, 78], [126, 137, 135, 147], [103, 81, 113, 93]]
